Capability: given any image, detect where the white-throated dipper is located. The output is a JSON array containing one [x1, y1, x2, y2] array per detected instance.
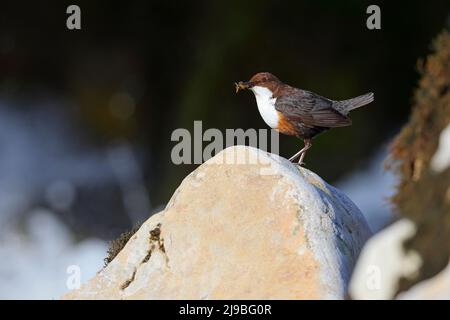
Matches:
[[235, 72, 374, 165]]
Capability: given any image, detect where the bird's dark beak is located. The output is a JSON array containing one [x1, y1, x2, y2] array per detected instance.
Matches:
[[235, 81, 252, 93]]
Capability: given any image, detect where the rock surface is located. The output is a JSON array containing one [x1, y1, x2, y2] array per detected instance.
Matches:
[[63, 146, 371, 300]]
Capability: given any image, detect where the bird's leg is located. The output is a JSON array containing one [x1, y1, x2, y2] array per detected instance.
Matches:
[[289, 139, 312, 165], [288, 149, 304, 162], [297, 139, 312, 165]]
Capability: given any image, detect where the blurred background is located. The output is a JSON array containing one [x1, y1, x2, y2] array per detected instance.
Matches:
[[0, 0, 449, 299]]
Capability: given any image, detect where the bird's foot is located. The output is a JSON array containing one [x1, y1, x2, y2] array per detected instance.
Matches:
[[289, 156, 305, 166]]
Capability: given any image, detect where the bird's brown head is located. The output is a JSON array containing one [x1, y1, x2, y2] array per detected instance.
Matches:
[[235, 72, 281, 93]]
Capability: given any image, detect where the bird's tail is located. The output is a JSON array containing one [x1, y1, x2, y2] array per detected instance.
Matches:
[[333, 92, 374, 115]]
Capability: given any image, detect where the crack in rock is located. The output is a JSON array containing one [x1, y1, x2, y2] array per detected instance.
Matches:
[[142, 223, 166, 263], [120, 270, 136, 290], [120, 223, 168, 291]]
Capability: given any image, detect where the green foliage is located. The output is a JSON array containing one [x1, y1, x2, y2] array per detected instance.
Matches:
[[388, 30, 450, 293]]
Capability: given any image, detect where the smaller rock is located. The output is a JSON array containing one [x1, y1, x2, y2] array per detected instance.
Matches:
[[397, 261, 450, 299], [349, 219, 422, 299]]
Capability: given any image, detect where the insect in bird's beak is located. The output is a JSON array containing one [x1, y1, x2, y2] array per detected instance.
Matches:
[[235, 81, 251, 93]]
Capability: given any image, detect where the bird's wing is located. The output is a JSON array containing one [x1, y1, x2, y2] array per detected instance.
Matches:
[[275, 89, 352, 128]]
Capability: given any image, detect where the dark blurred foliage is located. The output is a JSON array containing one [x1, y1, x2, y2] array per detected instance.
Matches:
[[0, 1, 449, 231], [388, 31, 450, 295]]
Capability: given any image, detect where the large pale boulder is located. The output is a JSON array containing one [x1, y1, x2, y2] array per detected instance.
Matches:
[[63, 146, 371, 299]]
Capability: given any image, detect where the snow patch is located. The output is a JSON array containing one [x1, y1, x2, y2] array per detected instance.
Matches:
[[431, 124, 450, 173]]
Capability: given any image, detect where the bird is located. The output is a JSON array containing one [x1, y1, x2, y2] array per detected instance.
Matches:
[[235, 72, 374, 165]]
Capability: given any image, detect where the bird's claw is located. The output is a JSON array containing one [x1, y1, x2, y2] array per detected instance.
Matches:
[[295, 161, 305, 167], [289, 158, 305, 166]]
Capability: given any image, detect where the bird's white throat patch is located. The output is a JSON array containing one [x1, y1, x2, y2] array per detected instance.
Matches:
[[251, 86, 279, 128]]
